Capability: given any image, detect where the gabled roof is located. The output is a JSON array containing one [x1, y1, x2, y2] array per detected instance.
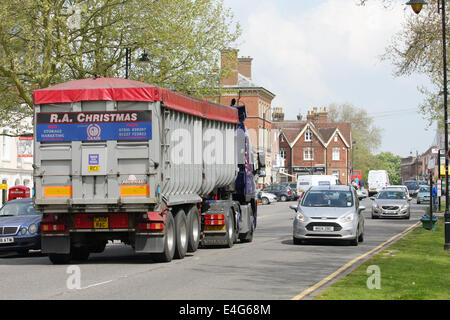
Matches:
[[275, 120, 351, 148]]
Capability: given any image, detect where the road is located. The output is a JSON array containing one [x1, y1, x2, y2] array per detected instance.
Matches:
[[0, 198, 426, 300]]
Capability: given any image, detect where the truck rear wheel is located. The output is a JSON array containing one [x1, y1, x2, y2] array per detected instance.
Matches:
[[173, 209, 188, 259], [151, 212, 176, 263], [187, 206, 200, 253], [225, 210, 236, 248], [239, 207, 254, 243], [48, 253, 72, 265]]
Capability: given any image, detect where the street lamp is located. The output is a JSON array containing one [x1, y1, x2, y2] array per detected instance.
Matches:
[[406, 0, 450, 250], [125, 48, 150, 79]]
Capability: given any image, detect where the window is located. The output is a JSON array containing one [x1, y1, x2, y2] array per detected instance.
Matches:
[[280, 148, 286, 160], [332, 147, 340, 161], [334, 135, 338, 142], [304, 147, 313, 161], [305, 130, 312, 142], [281, 135, 284, 142]]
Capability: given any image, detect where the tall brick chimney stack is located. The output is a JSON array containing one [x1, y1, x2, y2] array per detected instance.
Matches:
[[238, 56, 252, 79], [220, 49, 238, 86], [307, 107, 328, 123]]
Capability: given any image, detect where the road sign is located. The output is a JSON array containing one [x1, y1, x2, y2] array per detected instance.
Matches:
[[432, 148, 440, 154], [0, 184, 7, 190]]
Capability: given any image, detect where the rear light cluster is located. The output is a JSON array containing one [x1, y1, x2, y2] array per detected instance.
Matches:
[[204, 214, 225, 226], [41, 223, 66, 233], [41, 213, 67, 233], [138, 222, 164, 232]]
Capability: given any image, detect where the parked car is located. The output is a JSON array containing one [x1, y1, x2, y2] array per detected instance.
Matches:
[[257, 191, 278, 205], [370, 189, 410, 219], [0, 198, 42, 255], [416, 186, 431, 204], [263, 184, 296, 202], [290, 185, 365, 246], [403, 180, 420, 198], [280, 182, 300, 200]]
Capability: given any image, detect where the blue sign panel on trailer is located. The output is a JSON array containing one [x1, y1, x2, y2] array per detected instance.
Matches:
[[36, 111, 152, 142]]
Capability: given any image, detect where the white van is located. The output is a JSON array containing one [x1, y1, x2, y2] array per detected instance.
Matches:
[[296, 175, 340, 196], [367, 170, 390, 196]]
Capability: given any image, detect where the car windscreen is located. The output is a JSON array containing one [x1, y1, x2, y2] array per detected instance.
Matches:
[[377, 191, 407, 200], [302, 190, 353, 207], [0, 202, 40, 216], [404, 182, 418, 190], [419, 186, 430, 193]]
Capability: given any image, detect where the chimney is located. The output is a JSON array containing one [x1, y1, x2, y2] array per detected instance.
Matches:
[[306, 107, 328, 123], [272, 107, 285, 122], [238, 56, 253, 79], [220, 49, 238, 86], [317, 107, 328, 122]]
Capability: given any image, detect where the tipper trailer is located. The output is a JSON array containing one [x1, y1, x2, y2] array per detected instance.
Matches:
[[32, 78, 264, 264]]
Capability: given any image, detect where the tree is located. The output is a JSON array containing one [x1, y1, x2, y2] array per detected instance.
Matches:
[[375, 152, 402, 185], [0, 0, 241, 135], [327, 103, 383, 182], [359, 0, 447, 127]]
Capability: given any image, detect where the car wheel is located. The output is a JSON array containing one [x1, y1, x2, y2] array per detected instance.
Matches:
[[280, 195, 287, 202], [349, 237, 359, 246], [261, 197, 269, 205], [358, 231, 364, 243]]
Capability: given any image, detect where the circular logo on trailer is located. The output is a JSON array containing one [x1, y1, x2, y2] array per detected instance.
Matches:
[[87, 124, 101, 140]]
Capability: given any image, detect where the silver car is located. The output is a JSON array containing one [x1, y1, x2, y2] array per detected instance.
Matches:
[[371, 189, 411, 219], [259, 191, 278, 205], [291, 185, 365, 246]]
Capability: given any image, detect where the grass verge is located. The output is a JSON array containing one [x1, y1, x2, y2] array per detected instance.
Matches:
[[314, 218, 450, 300]]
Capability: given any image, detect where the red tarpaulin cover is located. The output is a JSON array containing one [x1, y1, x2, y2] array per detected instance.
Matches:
[[33, 78, 239, 124]]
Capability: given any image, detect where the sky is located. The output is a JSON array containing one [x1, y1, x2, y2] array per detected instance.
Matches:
[[223, 0, 436, 158]]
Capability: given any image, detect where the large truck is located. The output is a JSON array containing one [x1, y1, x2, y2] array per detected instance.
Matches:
[[32, 78, 263, 264]]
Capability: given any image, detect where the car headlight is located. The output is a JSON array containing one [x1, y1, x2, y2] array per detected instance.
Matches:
[[296, 212, 306, 222], [20, 227, 27, 235], [341, 212, 354, 223], [28, 223, 38, 235]]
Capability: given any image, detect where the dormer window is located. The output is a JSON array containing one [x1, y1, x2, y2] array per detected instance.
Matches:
[[305, 130, 312, 142]]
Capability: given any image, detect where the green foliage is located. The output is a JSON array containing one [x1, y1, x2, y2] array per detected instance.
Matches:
[[375, 152, 402, 185], [315, 218, 450, 300], [0, 0, 241, 134]]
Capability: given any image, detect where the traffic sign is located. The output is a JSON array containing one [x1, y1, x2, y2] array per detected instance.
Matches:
[[0, 184, 7, 190]]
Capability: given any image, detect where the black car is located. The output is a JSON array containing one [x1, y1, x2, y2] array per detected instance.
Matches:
[[263, 184, 296, 202], [403, 180, 420, 198]]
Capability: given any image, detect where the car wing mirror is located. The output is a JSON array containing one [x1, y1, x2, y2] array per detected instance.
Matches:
[[369, 197, 375, 201], [359, 206, 366, 211], [289, 204, 298, 212]]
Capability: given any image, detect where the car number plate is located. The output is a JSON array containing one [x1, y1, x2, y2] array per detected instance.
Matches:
[[313, 226, 334, 232], [0, 237, 14, 244], [94, 217, 109, 229]]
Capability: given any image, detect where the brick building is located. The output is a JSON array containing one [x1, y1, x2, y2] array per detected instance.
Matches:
[[272, 107, 352, 184], [217, 49, 276, 186]]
